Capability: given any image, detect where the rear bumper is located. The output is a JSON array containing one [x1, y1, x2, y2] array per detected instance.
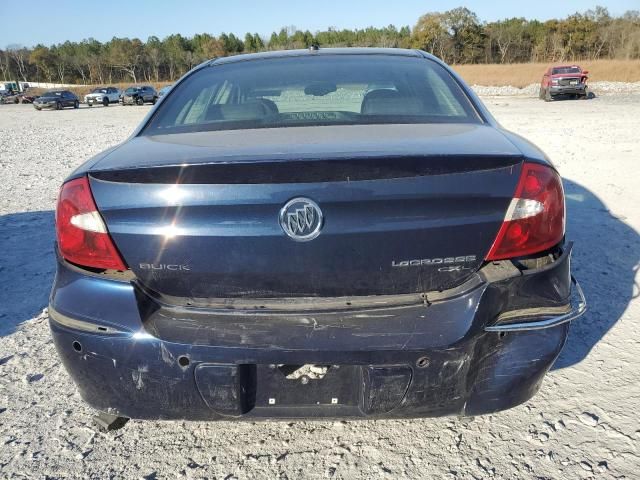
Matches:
[[49, 245, 584, 420]]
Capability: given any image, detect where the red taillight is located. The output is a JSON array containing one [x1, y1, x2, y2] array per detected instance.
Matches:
[[486, 163, 565, 261], [55, 176, 127, 271]]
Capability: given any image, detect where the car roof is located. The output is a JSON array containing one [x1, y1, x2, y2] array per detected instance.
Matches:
[[210, 47, 427, 66]]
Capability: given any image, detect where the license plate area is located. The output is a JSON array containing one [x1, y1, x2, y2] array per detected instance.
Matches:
[[195, 363, 412, 417], [255, 364, 361, 407]]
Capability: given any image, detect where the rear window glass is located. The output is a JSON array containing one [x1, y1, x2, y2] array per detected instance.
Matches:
[[552, 67, 581, 74], [143, 55, 481, 135]]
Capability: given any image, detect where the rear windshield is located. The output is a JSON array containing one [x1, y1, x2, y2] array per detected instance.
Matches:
[[552, 67, 581, 75], [126, 87, 140, 93], [142, 55, 481, 135]]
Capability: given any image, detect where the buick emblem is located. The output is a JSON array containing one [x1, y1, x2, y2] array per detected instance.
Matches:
[[279, 197, 323, 241]]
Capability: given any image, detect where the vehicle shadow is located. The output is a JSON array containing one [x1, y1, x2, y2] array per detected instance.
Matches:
[[550, 91, 596, 101], [0, 210, 55, 337], [0, 179, 637, 370], [553, 179, 639, 369]]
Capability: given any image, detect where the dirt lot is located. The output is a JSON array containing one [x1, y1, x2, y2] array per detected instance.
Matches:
[[1, 97, 639, 479], [454, 59, 640, 87]]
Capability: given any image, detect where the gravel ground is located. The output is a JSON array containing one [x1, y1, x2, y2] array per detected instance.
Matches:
[[1, 95, 639, 479], [471, 81, 640, 97]]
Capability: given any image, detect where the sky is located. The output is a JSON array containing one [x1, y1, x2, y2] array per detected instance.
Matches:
[[2, 0, 637, 47]]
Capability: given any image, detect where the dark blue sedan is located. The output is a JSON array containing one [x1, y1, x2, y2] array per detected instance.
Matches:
[[49, 48, 585, 427]]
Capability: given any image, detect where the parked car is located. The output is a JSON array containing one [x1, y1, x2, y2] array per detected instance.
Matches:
[[33, 90, 79, 110], [158, 85, 172, 97], [540, 65, 589, 101], [84, 87, 121, 107], [121, 85, 158, 105], [0, 88, 36, 104], [0, 90, 17, 104], [49, 48, 586, 428]]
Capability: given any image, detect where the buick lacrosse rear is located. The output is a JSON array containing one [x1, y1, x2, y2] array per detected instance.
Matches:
[[49, 48, 585, 424]]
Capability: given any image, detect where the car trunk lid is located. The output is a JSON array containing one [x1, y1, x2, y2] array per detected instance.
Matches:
[[88, 124, 523, 298]]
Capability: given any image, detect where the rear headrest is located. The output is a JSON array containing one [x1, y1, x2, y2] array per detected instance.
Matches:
[[256, 97, 279, 114], [361, 89, 423, 115], [206, 101, 269, 121]]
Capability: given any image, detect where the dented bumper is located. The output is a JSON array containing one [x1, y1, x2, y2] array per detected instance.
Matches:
[[49, 245, 584, 420]]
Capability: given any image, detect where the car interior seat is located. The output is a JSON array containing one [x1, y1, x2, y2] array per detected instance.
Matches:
[[360, 89, 423, 115], [206, 101, 271, 122]]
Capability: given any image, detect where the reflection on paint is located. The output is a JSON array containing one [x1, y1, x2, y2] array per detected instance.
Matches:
[[158, 185, 189, 204]]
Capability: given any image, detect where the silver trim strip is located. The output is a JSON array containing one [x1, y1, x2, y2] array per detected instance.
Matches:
[[48, 306, 126, 335], [485, 276, 587, 332]]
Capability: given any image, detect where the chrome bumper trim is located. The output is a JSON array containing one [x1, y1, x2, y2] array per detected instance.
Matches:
[[48, 306, 126, 335], [485, 276, 587, 332]]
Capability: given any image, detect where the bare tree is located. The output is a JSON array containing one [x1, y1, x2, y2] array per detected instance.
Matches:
[[488, 19, 528, 63], [6, 44, 28, 81], [108, 38, 143, 83]]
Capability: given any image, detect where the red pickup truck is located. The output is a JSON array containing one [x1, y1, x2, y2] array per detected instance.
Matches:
[[539, 65, 589, 101]]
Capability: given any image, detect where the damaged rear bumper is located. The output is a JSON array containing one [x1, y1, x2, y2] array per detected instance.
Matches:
[[485, 276, 585, 332], [49, 245, 585, 420]]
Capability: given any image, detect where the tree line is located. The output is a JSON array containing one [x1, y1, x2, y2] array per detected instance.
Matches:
[[1, 6, 638, 85]]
